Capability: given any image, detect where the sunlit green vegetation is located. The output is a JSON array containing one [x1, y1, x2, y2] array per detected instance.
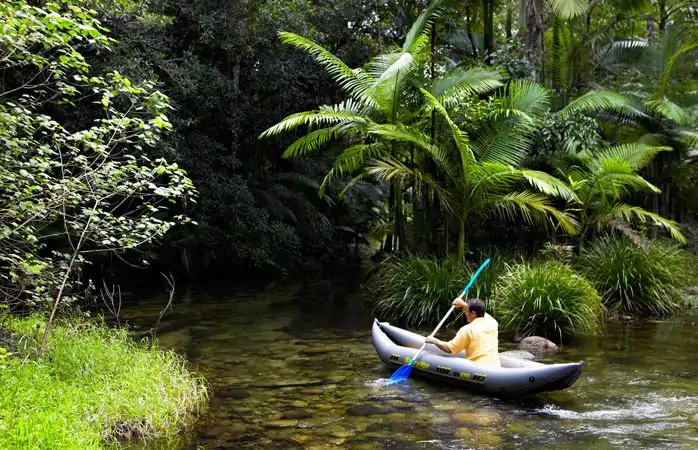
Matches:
[[0, 316, 207, 450]]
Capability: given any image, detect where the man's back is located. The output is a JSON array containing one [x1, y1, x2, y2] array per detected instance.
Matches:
[[447, 313, 501, 368]]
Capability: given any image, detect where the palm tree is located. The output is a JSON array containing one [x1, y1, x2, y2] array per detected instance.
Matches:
[[555, 143, 687, 249], [366, 80, 580, 264], [592, 21, 698, 220], [259, 0, 504, 252]]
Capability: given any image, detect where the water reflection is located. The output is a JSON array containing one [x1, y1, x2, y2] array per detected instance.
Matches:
[[105, 281, 698, 450]]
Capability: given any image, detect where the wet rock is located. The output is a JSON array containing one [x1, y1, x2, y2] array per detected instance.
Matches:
[[290, 400, 309, 408], [290, 434, 313, 445], [217, 388, 250, 399], [299, 346, 341, 355], [281, 409, 313, 420], [346, 405, 393, 416], [692, 414, 698, 422], [500, 350, 536, 360], [518, 336, 559, 355], [452, 411, 500, 427], [267, 419, 299, 428], [455, 427, 474, 439]]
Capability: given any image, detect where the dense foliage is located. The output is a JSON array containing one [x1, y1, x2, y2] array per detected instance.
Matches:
[[2, 0, 698, 318]]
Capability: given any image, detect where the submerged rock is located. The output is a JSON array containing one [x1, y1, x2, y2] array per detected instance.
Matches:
[[346, 405, 393, 416], [500, 350, 536, 360], [518, 336, 559, 355], [281, 409, 313, 420]]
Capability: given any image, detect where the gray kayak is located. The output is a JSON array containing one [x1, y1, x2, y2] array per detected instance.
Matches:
[[371, 319, 583, 397]]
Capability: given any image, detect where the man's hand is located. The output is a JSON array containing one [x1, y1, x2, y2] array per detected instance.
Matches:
[[452, 298, 467, 309], [424, 336, 439, 345]]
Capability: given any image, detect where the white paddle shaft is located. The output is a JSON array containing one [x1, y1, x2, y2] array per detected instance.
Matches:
[[408, 289, 468, 364]]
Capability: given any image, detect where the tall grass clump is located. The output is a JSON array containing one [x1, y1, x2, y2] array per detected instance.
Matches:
[[0, 315, 208, 450], [366, 256, 474, 328], [495, 261, 603, 340], [576, 235, 698, 317]]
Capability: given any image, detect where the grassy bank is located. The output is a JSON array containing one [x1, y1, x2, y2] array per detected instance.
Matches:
[[0, 315, 208, 450]]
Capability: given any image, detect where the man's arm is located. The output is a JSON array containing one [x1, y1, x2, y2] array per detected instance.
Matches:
[[424, 336, 453, 354]]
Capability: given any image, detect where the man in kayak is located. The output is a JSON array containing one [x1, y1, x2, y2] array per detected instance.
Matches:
[[424, 298, 501, 368]]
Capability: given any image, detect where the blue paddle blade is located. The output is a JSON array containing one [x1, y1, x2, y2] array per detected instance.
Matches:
[[387, 362, 413, 384]]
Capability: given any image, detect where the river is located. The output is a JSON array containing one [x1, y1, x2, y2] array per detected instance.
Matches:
[[108, 276, 698, 450]]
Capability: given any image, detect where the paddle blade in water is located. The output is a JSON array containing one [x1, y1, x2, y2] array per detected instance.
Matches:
[[387, 364, 413, 384]]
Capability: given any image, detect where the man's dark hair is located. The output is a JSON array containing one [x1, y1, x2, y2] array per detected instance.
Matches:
[[466, 298, 486, 317]]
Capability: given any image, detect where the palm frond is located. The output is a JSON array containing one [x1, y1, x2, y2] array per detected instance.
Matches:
[[282, 124, 348, 158], [402, 0, 445, 54], [419, 88, 475, 172], [370, 52, 417, 86], [656, 37, 698, 99], [489, 191, 579, 235], [546, 0, 588, 19], [519, 169, 578, 202], [318, 143, 388, 196], [277, 32, 375, 107], [593, 38, 647, 70], [471, 121, 532, 166], [366, 156, 456, 215], [596, 143, 672, 170], [601, 203, 687, 243], [497, 80, 551, 121], [645, 98, 692, 126], [557, 90, 643, 119], [431, 67, 505, 108], [366, 123, 437, 154], [259, 107, 370, 140]]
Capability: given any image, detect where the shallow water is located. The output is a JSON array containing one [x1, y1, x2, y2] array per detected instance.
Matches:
[[108, 278, 698, 450]]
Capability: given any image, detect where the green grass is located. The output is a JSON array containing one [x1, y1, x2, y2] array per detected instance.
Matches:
[[576, 235, 698, 317], [0, 315, 208, 450], [495, 260, 603, 340]]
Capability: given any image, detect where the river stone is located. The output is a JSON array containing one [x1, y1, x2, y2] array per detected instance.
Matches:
[[290, 434, 313, 444], [518, 336, 559, 354], [290, 400, 309, 408], [692, 414, 698, 422], [347, 405, 393, 416], [452, 411, 500, 427], [500, 350, 536, 360], [455, 428, 474, 439], [267, 419, 299, 428], [281, 409, 313, 420], [217, 388, 251, 399], [472, 430, 503, 447]]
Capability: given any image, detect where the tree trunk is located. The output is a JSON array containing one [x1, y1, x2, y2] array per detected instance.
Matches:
[[457, 217, 466, 266], [524, 0, 545, 82], [483, 0, 495, 62], [505, 0, 513, 39], [383, 183, 395, 252], [465, 0, 476, 58], [395, 178, 404, 251]]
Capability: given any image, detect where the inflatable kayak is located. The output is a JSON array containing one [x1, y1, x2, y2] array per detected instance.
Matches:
[[371, 319, 583, 397]]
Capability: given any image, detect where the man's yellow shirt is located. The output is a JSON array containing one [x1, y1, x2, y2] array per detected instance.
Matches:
[[445, 313, 501, 368]]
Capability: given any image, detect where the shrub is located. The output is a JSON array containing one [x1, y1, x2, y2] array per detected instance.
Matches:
[[365, 256, 495, 328], [495, 260, 603, 340], [576, 235, 698, 317]]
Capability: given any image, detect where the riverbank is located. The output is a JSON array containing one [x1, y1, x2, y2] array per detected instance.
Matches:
[[0, 314, 208, 450]]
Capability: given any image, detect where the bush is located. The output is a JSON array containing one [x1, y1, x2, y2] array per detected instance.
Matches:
[[0, 315, 208, 449], [365, 256, 497, 328], [495, 260, 603, 340], [576, 235, 698, 317]]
